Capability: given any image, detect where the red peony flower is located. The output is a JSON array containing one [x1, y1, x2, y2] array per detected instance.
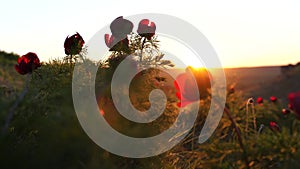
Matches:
[[15, 52, 41, 75], [137, 19, 156, 40], [174, 67, 211, 107], [105, 34, 115, 49], [110, 16, 133, 39], [64, 32, 85, 55], [105, 16, 133, 53], [288, 91, 300, 117], [270, 96, 277, 102], [256, 97, 263, 104], [104, 34, 130, 52], [281, 108, 290, 115], [269, 121, 280, 131]]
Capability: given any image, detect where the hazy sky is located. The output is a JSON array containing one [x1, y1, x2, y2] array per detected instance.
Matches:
[[1, 0, 300, 68]]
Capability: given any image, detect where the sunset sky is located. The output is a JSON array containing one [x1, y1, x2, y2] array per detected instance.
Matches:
[[1, 0, 300, 68]]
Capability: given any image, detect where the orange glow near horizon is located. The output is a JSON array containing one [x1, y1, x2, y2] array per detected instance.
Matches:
[[1, 1, 300, 69]]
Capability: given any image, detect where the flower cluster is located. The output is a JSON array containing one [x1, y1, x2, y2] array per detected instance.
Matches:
[[256, 96, 278, 104], [252, 94, 300, 130], [104, 16, 157, 54]]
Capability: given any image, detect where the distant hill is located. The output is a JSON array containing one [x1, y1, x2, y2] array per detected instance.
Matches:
[[0, 50, 24, 92], [0, 50, 19, 63], [224, 66, 300, 105]]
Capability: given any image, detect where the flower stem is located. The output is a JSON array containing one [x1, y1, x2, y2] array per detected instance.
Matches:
[[2, 74, 31, 135], [140, 37, 146, 62], [224, 106, 250, 169]]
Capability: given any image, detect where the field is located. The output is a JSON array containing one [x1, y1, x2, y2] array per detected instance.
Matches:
[[1, 50, 300, 169], [225, 66, 300, 104], [159, 66, 298, 104]]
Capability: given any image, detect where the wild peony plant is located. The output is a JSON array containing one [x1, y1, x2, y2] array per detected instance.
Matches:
[[3, 52, 41, 134], [103, 16, 173, 68], [64, 32, 85, 63], [95, 16, 178, 141], [99, 16, 174, 99]]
